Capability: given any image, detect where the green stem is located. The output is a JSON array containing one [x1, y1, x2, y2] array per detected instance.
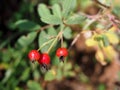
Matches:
[[47, 32, 61, 53], [37, 38, 55, 51], [47, 24, 65, 53]]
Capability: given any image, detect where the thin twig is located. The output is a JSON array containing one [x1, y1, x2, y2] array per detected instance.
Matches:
[[47, 31, 62, 53], [92, 0, 110, 9], [37, 24, 54, 33], [69, 11, 101, 50]]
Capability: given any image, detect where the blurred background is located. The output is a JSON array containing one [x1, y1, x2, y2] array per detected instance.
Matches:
[[0, 0, 120, 90]]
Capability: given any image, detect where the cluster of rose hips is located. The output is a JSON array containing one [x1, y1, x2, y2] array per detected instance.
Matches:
[[28, 48, 68, 69]]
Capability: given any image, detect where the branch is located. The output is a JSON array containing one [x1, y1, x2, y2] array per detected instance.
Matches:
[[92, 0, 110, 9]]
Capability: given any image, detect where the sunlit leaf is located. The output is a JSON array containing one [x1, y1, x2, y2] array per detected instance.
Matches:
[[95, 50, 106, 65], [85, 38, 97, 47], [108, 25, 117, 31], [101, 34, 109, 47], [105, 31, 119, 44], [103, 46, 117, 60]]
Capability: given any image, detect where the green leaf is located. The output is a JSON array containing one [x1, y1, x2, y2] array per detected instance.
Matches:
[[98, 83, 106, 90], [38, 4, 51, 19], [17, 32, 37, 47], [15, 20, 40, 31], [38, 27, 57, 52], [39, 31, 48, 52], [52, 56, 60, 65], [52, 4, 62, 19], [80, 0, 93, 10], [33, 70, 41, 80], [56, 68, 62, 80], [62, 0, 76, 17], [112, 6, 120, 18], [27, 81, 43, 90], [49, 0, 61, 5], [38, 4, 62, 25], [47, 27, 57, 36], [102, 35, 109, 47], [45, 70, 56, 81], [20, 68, 30, 81], [64, 71, 75, 77], [41, 15, 62, 25], [63, 27, 72, 39], [64, 62, 72, 71], [2, 68, 13, 83], [66, 14, 86, 24], [98, 0, 111, 7], [79, 73, 89, 83]]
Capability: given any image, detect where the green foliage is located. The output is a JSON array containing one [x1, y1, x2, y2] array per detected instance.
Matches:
[[27, 81, 43, 90], [101, 35, 109, 47], [79, 73, 89, 83], [17, 32, 37, 47], [1, 0, 120, 90], [66, 14, 86, 24], [62, 0, 77, 17], [38, 4, 62, 24], [63, 27, 72, 39], [20, 68, 30, 81], [14, 20, 40, 31], [52, 4, 62, 19], [97, 83, 106, 90], [38, 27, 57, 52], [113, 5, 120, 18], [45, 70, 56, 81], [44, 62, 75, 81]]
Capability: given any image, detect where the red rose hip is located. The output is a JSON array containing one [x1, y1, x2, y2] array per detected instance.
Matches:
[[56, 48, 68, 62], [38, 53, 50, 65], [56, 48, 68, 57], [38, 53, 50, 70], [28, 50, 40, 62]]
